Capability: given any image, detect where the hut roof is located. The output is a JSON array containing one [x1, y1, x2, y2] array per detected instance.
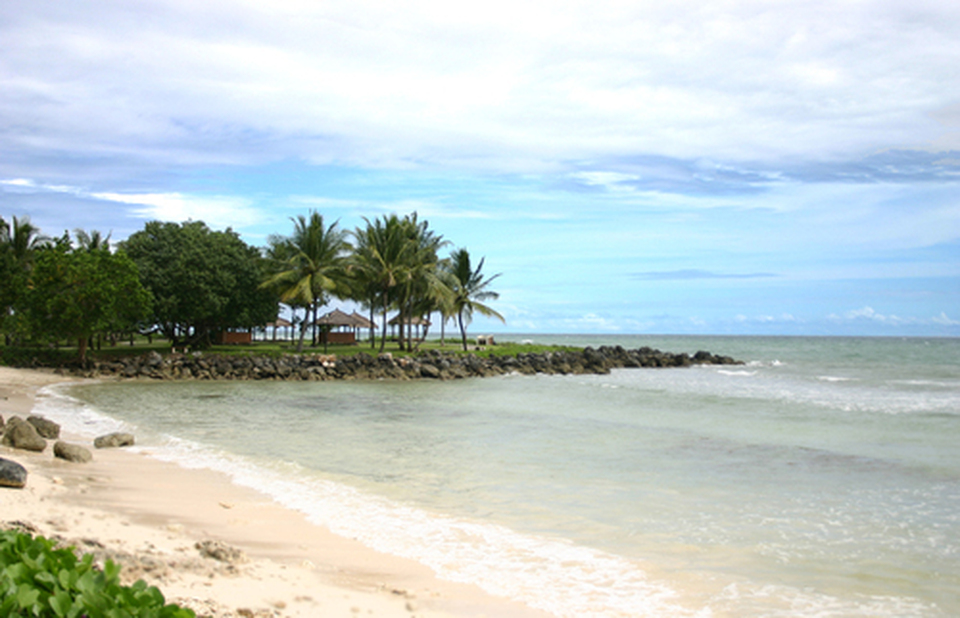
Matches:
[[388, 314, 431, 326], [350, 311, 377, 329], [266, 318, 293, 327], [315, 308, 362, 327]]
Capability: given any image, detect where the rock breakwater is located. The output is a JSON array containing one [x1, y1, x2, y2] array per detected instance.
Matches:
[[67, 346, 741, 381]]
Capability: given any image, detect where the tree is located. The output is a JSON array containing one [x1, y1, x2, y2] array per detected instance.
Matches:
[[73, 229, 111, 252], [349, 214, 409, 353], [121, 221, 277, 348], [24, 245, 151, 363], [261, 212, 349, 353], [0, 216, 49, 341], [393, 213, 449, 352], [446, 248, 505, 351]]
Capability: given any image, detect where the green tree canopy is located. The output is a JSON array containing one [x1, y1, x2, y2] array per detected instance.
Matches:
[[24, 245, 151, 362], [121, 221, 277, 348]]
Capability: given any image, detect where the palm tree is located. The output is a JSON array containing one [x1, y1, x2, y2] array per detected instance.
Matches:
[[73, 229, 112, 252], [394, 213, 449, 352], [261, 212, 349, 353], [349, 214, 412, 353], [1, 216, 48, 342], [3, 215, 47, 264], [447, 248, 505, 351]]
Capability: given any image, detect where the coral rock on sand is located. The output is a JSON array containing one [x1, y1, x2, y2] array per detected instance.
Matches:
[[1, 416, 47, 452], [26, 415, 61, 439], [94, 432, 136, 449], [195, 540, 248, 564], [54, 441, 93, 464], [0, 457, 28, 488]]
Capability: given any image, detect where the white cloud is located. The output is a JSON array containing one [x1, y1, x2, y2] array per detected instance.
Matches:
[[2, 0, 958, 173], [0, 178, 262, 230], [90, 192, 262, 229]]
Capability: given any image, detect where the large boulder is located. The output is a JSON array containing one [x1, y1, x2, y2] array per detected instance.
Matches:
[[26, 415, 61, 439], [94, 432, 135, 449], [54, 441, 93, 463], [1, 416, 47, 452], [0, 457, 28, 488]]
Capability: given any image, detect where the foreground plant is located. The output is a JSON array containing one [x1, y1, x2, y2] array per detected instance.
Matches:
[[0, 529, 194, 617]]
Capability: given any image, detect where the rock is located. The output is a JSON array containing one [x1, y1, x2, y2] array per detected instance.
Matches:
[[94, 432, 135, 449], [26, 415, 61, 439], [53, 441, 93, 463], [0, 415, 4, 431], [195, 540, 248, 564], [1, 416, 47, 452], [0, 457, 28, 488], [419, 363, 441, 379]]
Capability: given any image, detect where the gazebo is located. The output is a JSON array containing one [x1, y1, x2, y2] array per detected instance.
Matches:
[[262, 317, 293, 341], [315, 309, 361, 345], [350, 311, 377, 341], [388, 314, 431, 341]]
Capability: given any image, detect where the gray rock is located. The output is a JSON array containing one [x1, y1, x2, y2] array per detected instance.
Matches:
[[93, 432, 135, 449], [1, 416, 47, 452], [53, 441, 93, 463], [26, 415, 61, 439], [195, 540, 248, 564], [419, 363, 441, 379], [0, 457, 28, 488]]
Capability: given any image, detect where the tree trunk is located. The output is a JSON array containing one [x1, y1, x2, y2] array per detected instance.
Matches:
[[77, 337, 88, 365], [459, 309, 468, 351], [369, 305, 376, 349]]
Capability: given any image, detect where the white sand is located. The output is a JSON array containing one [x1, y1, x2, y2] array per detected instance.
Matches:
[[0, 367, 551, 618]]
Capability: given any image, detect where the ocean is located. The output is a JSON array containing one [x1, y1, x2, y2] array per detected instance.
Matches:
[[36, 335, 960, 617]]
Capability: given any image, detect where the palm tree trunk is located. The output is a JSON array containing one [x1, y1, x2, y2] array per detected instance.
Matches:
[[458, 309, 468, 351], [369, 304, 376, 349]]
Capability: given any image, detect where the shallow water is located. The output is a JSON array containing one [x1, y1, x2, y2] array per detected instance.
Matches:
[[38, 336, 960, 617]]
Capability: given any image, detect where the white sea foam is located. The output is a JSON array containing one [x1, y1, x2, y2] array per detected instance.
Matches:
[[34, 384, 697, 618]]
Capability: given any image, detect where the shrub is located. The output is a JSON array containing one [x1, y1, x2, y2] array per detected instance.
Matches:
[[0, 529, 195, 617]]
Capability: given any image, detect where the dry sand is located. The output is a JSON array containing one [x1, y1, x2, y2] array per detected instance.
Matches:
[[0, 367, 552, 618]]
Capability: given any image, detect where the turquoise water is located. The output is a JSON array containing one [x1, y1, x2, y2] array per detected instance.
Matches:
[[39, 336, 960, 617]]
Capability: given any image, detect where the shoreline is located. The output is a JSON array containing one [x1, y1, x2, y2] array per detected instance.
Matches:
[[0, 367, 552, 618]]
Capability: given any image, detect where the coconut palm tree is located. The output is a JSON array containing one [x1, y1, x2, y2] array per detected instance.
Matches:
[[73, 229, 112, 252], [1, 216, 48, 341], [446, 248, 505, 351], [394, 213, 449, 352], [349, 214, 412, 353], [261, 212, 349, 353]]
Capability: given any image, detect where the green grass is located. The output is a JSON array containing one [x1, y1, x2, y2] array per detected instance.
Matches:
[[0, 336, 582, 368]]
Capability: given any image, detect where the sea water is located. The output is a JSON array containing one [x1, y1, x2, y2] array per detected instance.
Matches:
[[35, 336, 960, 617]]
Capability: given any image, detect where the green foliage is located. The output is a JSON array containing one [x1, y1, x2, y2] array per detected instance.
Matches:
[[24, 247, 152, 362], [0, 529, 195, 618], [121, 221, 277, 348], [445, 248, 504, 351]]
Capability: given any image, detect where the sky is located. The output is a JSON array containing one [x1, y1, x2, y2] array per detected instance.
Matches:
[[1, 0, 958, 336]]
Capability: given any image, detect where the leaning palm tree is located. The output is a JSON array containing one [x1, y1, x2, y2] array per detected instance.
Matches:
[[447, 248, 505, 351], [261, 212, 349, 353]]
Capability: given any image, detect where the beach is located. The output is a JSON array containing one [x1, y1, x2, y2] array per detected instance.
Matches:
[[3, 335, 958, 617], [0, 367, 550, 618]]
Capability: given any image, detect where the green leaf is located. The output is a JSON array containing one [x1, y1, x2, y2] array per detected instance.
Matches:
[[16, 582, 40, 609], [49, 590, 73, 617]]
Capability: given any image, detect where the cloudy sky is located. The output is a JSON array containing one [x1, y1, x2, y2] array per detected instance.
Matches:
[[2, 0, 958, 336]]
